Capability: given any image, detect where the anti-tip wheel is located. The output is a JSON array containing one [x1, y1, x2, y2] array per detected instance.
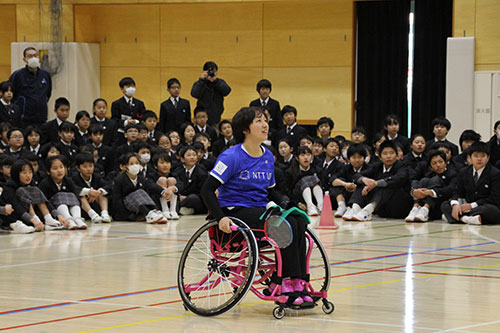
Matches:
[[322, 300, 334, 314], [273, 306, 285, 319]]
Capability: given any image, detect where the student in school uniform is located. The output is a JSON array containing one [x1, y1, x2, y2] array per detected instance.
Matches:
[[152, 152, 180, 220], [90, 98, 117, 147], [111, 77, 146, 146], [158, 78, 191, 134], [194, 141, 216, 173], [312, 137, 325, 160], [24, 152, 45, 186], [316, 117, 334, 143], [0, 122, 11, 152], [211, 120, 233, 157], [274, 105, 308, 149], [55, 122, 80, 166], [348, 140, 413, 221], [452, 130, 481, 171], [114, 123, 140, 170], [193, 106, 218, 145], [89, 124, 113, 176], [276, 138, 294, 171], [40, 97, 71, 145], [5, 127, 29, 159], [402, 134, 427, 170], [487, 120, 500, 166], [383, 114, 410, 155], [425, 116, 459, 157], [299, 135, 322, 168], [441, 142, 500, 225], [173, 145, 208, 215], [142, 110, 162, 145], [24, 126, 43, 161], [134, 141, 158, 181], [249, 79, 283, 132], [405, 150, 458, 222], [0, 81, 22, 127], [74, 110, 91, 147], [319, 138, 344, 198]]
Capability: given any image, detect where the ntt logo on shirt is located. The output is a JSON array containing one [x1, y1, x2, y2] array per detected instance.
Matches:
[[239, 170, 272, 181]]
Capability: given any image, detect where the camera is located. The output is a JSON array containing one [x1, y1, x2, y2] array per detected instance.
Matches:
[[207, 68, 216, 78]]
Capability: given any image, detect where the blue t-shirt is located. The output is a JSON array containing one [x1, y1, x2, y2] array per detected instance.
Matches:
[[210, 144, 275, 208]]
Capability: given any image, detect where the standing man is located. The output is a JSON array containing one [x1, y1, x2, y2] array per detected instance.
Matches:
[[191, 61, 231, 127], [9, 47, 52, 128]]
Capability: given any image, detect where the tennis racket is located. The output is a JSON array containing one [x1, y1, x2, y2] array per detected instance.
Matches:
[[230, 214, 293, 248]]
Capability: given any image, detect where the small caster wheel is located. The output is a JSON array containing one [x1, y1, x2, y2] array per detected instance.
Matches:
[[273, 306, 285, 319], [322, 300, 334, 314]]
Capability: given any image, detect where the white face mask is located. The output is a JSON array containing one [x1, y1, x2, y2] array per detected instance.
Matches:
[[127, 164, 142, 176], [27, 57, 40, 69], [139, 153, 151, 164], [125, 87, 136, 97]]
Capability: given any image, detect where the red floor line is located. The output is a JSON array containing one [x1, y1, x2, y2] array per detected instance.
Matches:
[[0, 302, 74, 315], [332, 247, 462, 257], [386, 269, 500, 279], [3, 250, 500, 331], [125, 237, 191, 242]]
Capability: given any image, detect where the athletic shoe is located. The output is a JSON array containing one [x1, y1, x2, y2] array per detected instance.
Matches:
[[179, 207, 194, 215], [405, 207, 419, 222], [100, 212, 112, 223], [342, 207, 354, 221], [462, 215, 482, 225], [413, 207, 429, 222], [45, 220, 64, 231], [335, 205, 347, 217], [307, 205, 319, 216], [91, 215, 103, 224], [162, 211, 172, 220], [74, 217, 88, 229], [146, 210, 166, 224], [10, 221, 35, 234], [170, 211, 179, 220], [352, 208, 371, 222], [291, 279, 314, 303], [67, 219, 79, 230]]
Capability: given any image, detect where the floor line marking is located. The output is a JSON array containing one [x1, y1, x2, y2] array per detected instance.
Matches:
[[439, 319, 500, 332]]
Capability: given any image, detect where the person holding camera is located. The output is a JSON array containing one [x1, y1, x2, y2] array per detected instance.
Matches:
[[190, 61, 231, 127]]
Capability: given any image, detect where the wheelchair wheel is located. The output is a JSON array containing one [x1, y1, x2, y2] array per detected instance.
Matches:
[[305, 227, 331, 300], [178, 218, 259, 316]]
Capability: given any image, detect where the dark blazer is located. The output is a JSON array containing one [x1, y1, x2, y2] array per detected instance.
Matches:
[[411, 168, 458, 200], [194, 125, 218, 145], [111, 96, 146, 131], [331, 163, 366, 185], [274, 124, 308, 148], [113, 143, 135, 170], [4, 147, 30, 159], [0, 102, 22, 127], [451, 153, 468, 172], [426, 138, 459, 157], [386, 135, 410, 155], [402, 152, 426, 170], [249, 97, 283, 131], [39, 176, 81, 200], [71, 172, 112, 194], [211, 137, 231, 157], [140, 164, 159, 181], [318, 158, 344, 191], [199, 154, 216, 172], [146, 129, 164, 146], [55, 141, 80, 165], [353, 160, 410, 190], [40, 119, 65, 145], [158, 98, 191, 133], [191, 78, 231, 126], [173, 164, 208, 196], [488, 135, 500, 166], [93, 143, 114, 176], [90, 116, 117, 147], [74, 131, 91, 147], [452, 164, 500, 206]]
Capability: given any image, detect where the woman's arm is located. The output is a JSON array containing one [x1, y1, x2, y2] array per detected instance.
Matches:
[[200, 175, 224, 221]]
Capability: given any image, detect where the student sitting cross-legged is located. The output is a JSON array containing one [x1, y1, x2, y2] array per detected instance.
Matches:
[[441, 142, 500, 225]]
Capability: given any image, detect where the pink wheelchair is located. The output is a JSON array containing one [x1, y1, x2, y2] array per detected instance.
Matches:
[[177, 217, 334, 319]]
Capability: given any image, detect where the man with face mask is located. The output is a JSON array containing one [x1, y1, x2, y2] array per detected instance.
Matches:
[[111, 77, 146, 146], [9, 47, 52, 127]]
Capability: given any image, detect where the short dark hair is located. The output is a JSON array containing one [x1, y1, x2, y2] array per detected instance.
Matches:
[[231, 107, 266, 144], [431, 116, 452, 130], [75, 110, 91, 122], [45, 155, 69, 170], [133, 141, 151, 153], [194, 132, 210, 142], [347, 143, 367, 158], [55, 97, 70, 110], [92, 98, 107, 108], [143, 110, 157, 121], [203, 61, 218, 71], [124, 123, 139, 132], [153, 152, 171, 166], [410, 133, 425, 144], [256, 79, 272, 92], [58, 121, 76, 133], [167, 78, 181, 88], [427, 149, 447, 166], [299, 135, 314, 144], [24, 125, 42, 138], [23, 152, 39, 162], [194, 106, 208, 116], [384, 114, 400, 126], [317, 117, 334, 130], [179, 145, 197, 158], [218, 120, 232, 132], [89, 124, 104, 135], [23, 47, 37, 58], [323, 137, 340, 149], [1, 156, 17, 167], [79, 145, 96, 155], [468, 141, 489, 155], [351, 126, 366, 135], [119, 77, 135, 88], [0, 81, 14, 94], [278, 137, 292, 148], [7, 127, 24, 140], [75, 153, 94, 166], [379, 140, 397, 154], [137, 123, 147, 132], [193, 141, 205, 151], [10, 159, 34, 186], [430, 141, 452, 152], [179, 122, 195, 141], [313, 137, 323, 145], [459, 130, 481, 148], [295, 146, 312, 156], [281, 105, 297, 117], [119, 152, 138, 167]]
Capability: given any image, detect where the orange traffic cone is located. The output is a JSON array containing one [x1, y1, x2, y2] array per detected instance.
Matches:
[[316, 193, 339, 230]]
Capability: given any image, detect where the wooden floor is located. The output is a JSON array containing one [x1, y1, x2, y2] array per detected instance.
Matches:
[[1, 215, 500, 332]]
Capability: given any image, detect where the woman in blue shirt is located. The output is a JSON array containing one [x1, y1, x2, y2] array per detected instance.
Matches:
[[201, 106, 311, 306]]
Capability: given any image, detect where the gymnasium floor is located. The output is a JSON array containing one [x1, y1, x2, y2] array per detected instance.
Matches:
[[1, 215, 500, 332]]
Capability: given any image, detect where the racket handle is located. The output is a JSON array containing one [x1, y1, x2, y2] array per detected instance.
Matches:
[[230, 225, 239, 231]]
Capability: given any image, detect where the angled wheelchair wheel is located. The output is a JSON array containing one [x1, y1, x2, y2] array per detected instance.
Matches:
[[305, 227, 331, 301], [177, 218, 259, 316]]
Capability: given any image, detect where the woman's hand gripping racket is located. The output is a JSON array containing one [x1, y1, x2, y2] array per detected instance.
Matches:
[[229, 202, 293, 248]]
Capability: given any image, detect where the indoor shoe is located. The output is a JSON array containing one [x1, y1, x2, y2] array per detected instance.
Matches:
[[462, 215, 482, 225], [405, 207, 419, 222], [335, 205, 347, 217], [291, 279, 314, 303], [342, 207, 353, 221], [413, 207, 429, 222]]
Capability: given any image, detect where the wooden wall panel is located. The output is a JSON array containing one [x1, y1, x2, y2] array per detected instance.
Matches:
[[263, 1, 352, 67], [16, 5, 40, 42], [75, 5, 160, 67], [160, 3, 263, 68], [475, 0, 500, 65], [0, 5, 16, 71], [0, 66, 11, 82], [453, 0, 476, 37], [62, 4, 74, 42]]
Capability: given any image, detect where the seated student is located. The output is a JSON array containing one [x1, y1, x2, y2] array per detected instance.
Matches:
[[1, 160, 68, 233], [142, 110, 162, 145], [5, 127, 29, 158], [266, 145, 290, 204], [180, 122, 196, 147], [351, 126, 367, 145], [72, 153, 112, 223], [429, 141, 459, 172], [299, 135, 322, 168], [274, 105, 307, 148], [111, 77, 146, 145], [276, 138, 294, 170], [78, 145, 105, 178], [74, 110, 91, 147], [41, 97, 71, 145], [346, 140, 413, 221], [194, 133, 216, 172], [0, 156, 16, 185], [39, 142, 61, 161], [317, 117, 334, 143], [425, 116, 459, 156], [312, 137, 325, 160], [111, 152, 168, 223], [405, 150, 457, 222], [0, 194, 32, 233], [0, 122, 11, 152], [152, 152, 180, 220], [24, 152, 45, 186], [133, 141, 157, 180], [24, 126, 43, 161], [395, 142, 405, 160], [173, 145, 208, 215], [167, 130, 181, 153], [39, 156, 87, 229], [114, 123, 139, 170], [285, 146, 323, 216], [452, 130, 481, 171], [193, 106, 217, 145], [339, 140, 352, 164], [158, 78, 191, 134], [249, 79, 283, 131], [156, 133, 180, 171], [441, 142, 500, 225], [488, 120, 500, 166], [330, 143, 367, 218], [383, 114, 410, 154], [0, 81, 21, 127], [402, 134, 426, 169], [319, 138, 343, 196], [136, 123, 149, 143], [90, 98, 117, 147], [211, 120, 233, 157], [89, 124, 113, 175], [55, 121, 80, 166]]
